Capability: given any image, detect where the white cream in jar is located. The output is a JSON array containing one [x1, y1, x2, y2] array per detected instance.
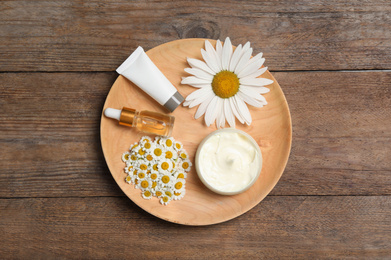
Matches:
[[195, 129, 262, 195]]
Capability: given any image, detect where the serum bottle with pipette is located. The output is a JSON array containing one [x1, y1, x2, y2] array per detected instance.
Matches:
[[104, 107, 175, 137]]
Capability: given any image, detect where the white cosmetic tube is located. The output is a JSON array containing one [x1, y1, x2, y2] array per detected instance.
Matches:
[[116, 46, 184, 112]]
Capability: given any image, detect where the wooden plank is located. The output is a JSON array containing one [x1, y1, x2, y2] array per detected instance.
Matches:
[[0, 0, 390, 71], [0, 72, 390, 198], [0, 196, 390, 258]]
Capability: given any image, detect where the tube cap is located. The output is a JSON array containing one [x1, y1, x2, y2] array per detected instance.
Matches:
[[164, 91, 184, 112]]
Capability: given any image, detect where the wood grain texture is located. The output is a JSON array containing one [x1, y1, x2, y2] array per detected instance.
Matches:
[[1, 0, 390, 72], [0, 196, 390, 259], [0, 71, 390, 198]]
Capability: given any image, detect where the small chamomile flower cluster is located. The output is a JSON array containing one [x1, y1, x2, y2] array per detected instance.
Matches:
[[122, 136, 192, 205]]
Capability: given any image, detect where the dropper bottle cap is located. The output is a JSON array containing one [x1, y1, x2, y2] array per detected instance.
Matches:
[[104, 107, 136, 126]]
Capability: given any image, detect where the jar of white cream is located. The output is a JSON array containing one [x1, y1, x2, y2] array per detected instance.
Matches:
[[195, 129, 262, 195]]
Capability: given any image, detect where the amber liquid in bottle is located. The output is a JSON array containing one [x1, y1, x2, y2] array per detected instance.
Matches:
[[133, 110, 175, 137]]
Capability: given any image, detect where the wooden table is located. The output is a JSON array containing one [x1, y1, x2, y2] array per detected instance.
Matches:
[[1, 1, 390, 258]]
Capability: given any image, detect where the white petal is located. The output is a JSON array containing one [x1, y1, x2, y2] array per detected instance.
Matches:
[[224, 99, 235, 128], [247, 52, 264, 67], [185, 87, 212, 101], [189, 90, 214, 108], [228, 44, 242, 72], [204, 96, 219, 126], [221, 37, 233, 70], [234, 48, 253, 75], [234, 95, 252, 125], [237, 91, 264, 108], [215, 98, 225, 128], [240, 85, 270, 95], [229, 97, 245, 124], [243, 67, 268, 80], [216, 40, 223, 62], [184, 68, 214, 80], [187, 58, 215, 75], [239, 77, 273, 86], [183, 100, 191, 107], [205, 40, 221, 71], [195, 95, 214, 119], [201, 49, 220, 73], [181, 76, 211, 85], [238, 58, 265, 78], [241, 42, 251, 56]]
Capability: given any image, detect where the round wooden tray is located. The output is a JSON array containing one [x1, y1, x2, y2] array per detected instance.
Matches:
[[100, 39, 292, 225]]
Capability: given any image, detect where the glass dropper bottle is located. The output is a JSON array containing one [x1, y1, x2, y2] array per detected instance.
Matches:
[[104, 107, 175, 137]]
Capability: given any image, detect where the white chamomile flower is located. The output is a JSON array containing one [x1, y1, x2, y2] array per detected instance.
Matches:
[[161, 137, 175, 149], [159, 173, 174, 187], [136, 159, 149, 172], [129, 142, 139, 151], [173, 178, 186, 192], [157, 159, 173, 172], [164, 148, 177, 160], [122, 151, 130, 162], [174, 171, 187, 179], [160, 195, 172, 206], [178, 150, 189, 160], [152, 145, 165, 160], [173, 141, 183, 152], [124, 164, 134, 174], [141, 189, 153, 200], [125, 175, 132, 184], [141, 140, 154, 153], [179, 159, 192, 172], [181, 37, 273, 128], [148, 171, 160, 182], [137, 179, 152, 191], [132, 145, 146, 158], [173, 189, 186, 201], [140, 136, 152, 144], [144, 152, 155, 163], [154, 187, 164, 198], [136, 170, 147, 182]]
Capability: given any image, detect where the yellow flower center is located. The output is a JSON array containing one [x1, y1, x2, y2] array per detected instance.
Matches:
[[146, 154, 153, 161], [138, 172, 145, 179], [125, 176, 131, 182], [162, 197, 169, 203], [156, 191, 162, 197], [165, 191, 172, 197], [175, 182, 183, 190], [140, 164, 147, 170], [124, 154, 129, 160], [177, 173, 184, 179], [144, 190, 151, 197], [154, 148, 162, 156], [180, 153, 187, 159], [141, 180, 149, 188], [162, 175, 170, 183], [165, 151, 173, 159], [176, 143, 181, 149], [138, 149, 145, 156], [131, 155, 137, 161], [152, 181, 157, 188], [153, 164, 158, 171], [211, 70, 240, 98], [161, 162, 169, 170], [182, 162, 189, 169], [144, 142, 151, 149], [166, 139, 173, 147], [151, 173, 158, 180]]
